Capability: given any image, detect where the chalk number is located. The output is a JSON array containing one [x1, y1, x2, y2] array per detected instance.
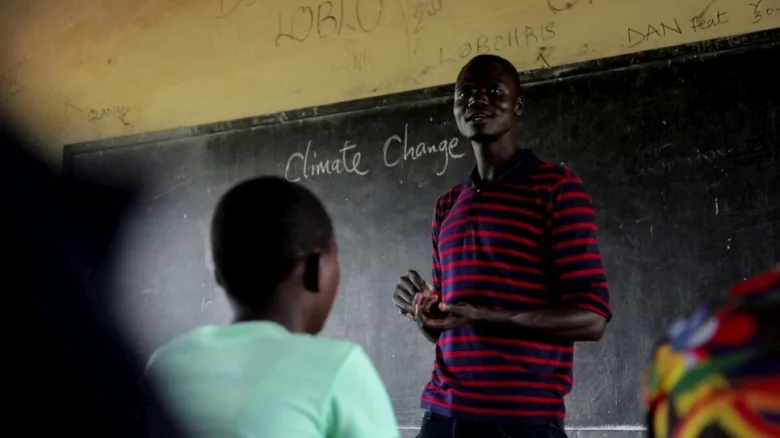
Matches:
[[750, 0, 780, 23]]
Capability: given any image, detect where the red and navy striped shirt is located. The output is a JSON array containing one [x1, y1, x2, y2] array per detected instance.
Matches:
[[420, 149, 611, 425]]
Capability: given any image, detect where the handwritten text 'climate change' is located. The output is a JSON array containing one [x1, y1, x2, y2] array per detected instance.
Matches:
[[284, 124, 465, 181]]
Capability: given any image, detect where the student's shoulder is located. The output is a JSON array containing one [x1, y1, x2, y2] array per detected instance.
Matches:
[[298, 334, 357, 352], [318, 339, 399, 437], [293, 334, 365, 368], [305, 337, 383, 388], [146, 326, 214, 370]]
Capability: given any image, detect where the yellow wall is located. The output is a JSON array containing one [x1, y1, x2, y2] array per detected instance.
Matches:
[[1, 0, 777, 162]]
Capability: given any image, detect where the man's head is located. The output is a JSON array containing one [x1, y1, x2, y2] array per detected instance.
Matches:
[[211, 177, 339, 334], [454, 54, 524, 143]]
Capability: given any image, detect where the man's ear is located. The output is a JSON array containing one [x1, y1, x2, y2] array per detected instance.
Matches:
[[303, 253, 320, 292], [515, 95, 525, 117]]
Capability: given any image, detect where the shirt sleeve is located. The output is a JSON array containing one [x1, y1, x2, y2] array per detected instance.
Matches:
[[549, 173, 612, 320], [325, 346, 400, 438]]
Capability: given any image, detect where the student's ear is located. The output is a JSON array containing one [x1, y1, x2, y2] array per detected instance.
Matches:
[[303, 253, 320, 292], [515, 95, 525, 117]]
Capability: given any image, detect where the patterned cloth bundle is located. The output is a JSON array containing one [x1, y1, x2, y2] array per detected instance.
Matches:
[[643, 267, 780, 437]]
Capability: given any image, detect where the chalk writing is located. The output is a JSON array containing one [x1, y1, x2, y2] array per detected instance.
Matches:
[[215, 0, 257, 19], [627, 19, 683, 47], [285, 140, 369, 181], [750, 0, 780, 23], [547, 0, 592, 14], [627, 2, 739, 48], [693, 0, 717, 20], [275, 0, 383, 47], [283, 124, 465, 181], [405, 0, 444, 56], [383, 123, 464, 176], [536, 46, 554, 67], [439, 22, 555, 64], [632, 143, 738, 178], [0, 58, 26, 97], [88, 106, 132, 126], [340, 38, 374, 71], [690, 9, 728, 31], [63, 103, 133, 127], [411, 0, 443, 33], [351, 48, 372, 70], [355, 0, 383, 31]]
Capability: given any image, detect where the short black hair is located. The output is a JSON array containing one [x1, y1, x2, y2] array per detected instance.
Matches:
[[211, 176, 333, 307], [457, 54, 522, 95]]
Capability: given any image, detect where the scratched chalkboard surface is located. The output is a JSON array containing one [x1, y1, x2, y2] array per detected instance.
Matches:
[[65, 32, 779, 434]]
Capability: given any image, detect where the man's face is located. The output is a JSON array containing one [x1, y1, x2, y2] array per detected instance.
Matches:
[[453, 60, 523, 141]]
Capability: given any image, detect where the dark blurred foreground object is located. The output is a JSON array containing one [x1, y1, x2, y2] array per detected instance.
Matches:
[[0, 124, 182, 437], [643, 267, 780, 438]]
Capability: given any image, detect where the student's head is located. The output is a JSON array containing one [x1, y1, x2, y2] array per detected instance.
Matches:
[[454, 54, 524, 143], [210, 177, 339, 334]]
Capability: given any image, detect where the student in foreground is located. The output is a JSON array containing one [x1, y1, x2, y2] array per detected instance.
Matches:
[[643, 266, 780, 438], [147, 176, 400, 438]]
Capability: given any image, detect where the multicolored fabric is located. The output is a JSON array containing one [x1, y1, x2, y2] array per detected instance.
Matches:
[[643, 267, 780, 438]]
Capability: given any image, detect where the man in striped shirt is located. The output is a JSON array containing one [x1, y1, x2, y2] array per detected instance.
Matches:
[[393, 54, 611, 437]]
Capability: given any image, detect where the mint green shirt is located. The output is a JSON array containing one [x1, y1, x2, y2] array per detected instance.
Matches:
[[147, 321, 399, 438]]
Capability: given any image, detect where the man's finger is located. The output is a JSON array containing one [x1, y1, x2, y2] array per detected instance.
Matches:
[[423, 315, 460, 330], [419, 294, 439, 312], [419, 313, 440, 328], [395, 284, 414, 302], [439, 303, 467, 316], [399, 276, 422, 295], [414, 298, 426, 328], [394, 286, 414, 310], [408, 270, 427, 291], [418, 303, 440, 325], [393, 295, 415, 314], [398, 309, 415, 322], [413, 292, 427, 308]]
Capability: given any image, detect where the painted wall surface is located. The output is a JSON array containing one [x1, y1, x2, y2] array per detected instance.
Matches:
[[1, 0, 777, 160]]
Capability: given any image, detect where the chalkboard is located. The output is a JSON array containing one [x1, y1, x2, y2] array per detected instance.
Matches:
[[65, 31, 779, 432]]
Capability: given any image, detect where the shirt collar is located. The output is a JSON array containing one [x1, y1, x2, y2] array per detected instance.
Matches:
[[465, 149, 538, 188], [221, 320, 291, 337]]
